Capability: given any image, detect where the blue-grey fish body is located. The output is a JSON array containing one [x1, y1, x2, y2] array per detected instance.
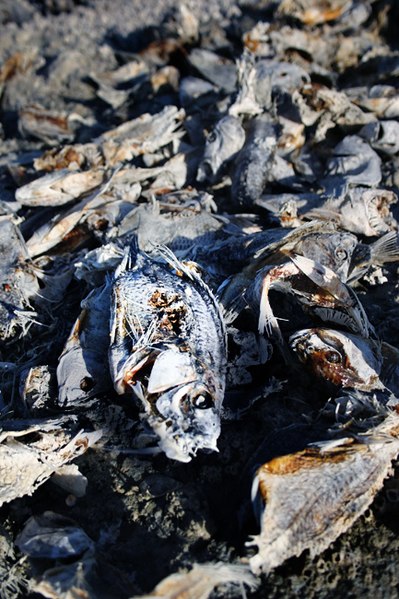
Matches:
[[231, 116, 278, 208], [197, 115, 246, 183], [57, 280, 113, 408], [108, 244, 227, 462]]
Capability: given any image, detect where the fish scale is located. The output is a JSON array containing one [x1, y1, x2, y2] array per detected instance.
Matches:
[[108, 245, 227, 462]]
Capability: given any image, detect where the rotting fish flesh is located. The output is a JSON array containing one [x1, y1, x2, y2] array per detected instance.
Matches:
[[248, 410, 399, 575], [108, 242, 227, 462], [289, 327, 384, 392]]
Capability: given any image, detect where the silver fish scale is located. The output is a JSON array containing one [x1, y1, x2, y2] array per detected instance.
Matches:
[[111, 254, 226, 374]]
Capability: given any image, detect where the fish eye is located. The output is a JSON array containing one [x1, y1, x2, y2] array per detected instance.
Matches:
[[207, 131, 217, 143], [193, 392, 214, 409], [335, 247, 348, 262], [324, 350, 342, 364], [80, 376, 94, 391]]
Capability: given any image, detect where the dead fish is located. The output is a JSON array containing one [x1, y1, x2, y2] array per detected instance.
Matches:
[[57, 280, 113, 408], [132, 562, 257, 599], [255, 60, 310, 99], [325, 136, 382, 187], [33, 143, 104, 172], [360, 120, 399, 156], [289, 327, 384, 391], [218, 221, 341, 316], [349, 231, 399, 282], [197, 115, 246, 183], [277, 0, 366, 26], [0, 419, 102, 507], [308, 188, 398, 237], [231, 116, 278, 208], [98, 105, 185, 166], [108, 243, 227, 462], [18, 104, 78, 146], [26, 177, 141, 257], [188, 48, 237, 93], [15, 168, 105, 207], [248, 412, 399, 574], [228, 50, 264, 117], [294, 85, 374, 144], [179, 76, 219, 111], [115, 199, 223, 254], [348, 84, 399, 119], [0, 216, 40, 339], [291, 231, 358, 282], [255, 255, 371, 354]]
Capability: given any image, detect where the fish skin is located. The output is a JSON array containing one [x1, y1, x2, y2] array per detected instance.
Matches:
[[0, 217, 40, 340], [249, 414, 399, 575], [197, 115, 246, 183], [289, 327, 384, 392], [231, 116, 278, 209], [57, 280, 113, 408], [108, 243, 227, 462]]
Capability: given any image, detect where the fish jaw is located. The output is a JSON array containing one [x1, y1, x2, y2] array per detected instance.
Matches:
[[289, 328, 383, 391]]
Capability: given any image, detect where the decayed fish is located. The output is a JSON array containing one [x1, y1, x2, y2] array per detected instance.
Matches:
[[197, 115, 246, 183], [0, 216, 40, 339], [98, 105, 185, 166], [15, 168, 105, 208], [255, 255, 371, 355], [108, 243, 227, 462], [18, 104, 79, 145], [289, 328, 384, 392], [0, 419, 102, 507], [133, 562, 257, 599], [57, 280, 113, 408], [325, 135, 382, 188], [231, 116, 278, 208], [249, 411, 399, 575]]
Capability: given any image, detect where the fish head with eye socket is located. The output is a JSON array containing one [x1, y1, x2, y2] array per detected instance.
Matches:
[[125, 347, 224, 463], [292, 231, 358, 282], [289, 328, 384, 392]]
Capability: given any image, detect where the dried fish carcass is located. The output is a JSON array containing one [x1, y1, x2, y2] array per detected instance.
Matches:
[[15, 168, 105, 208], [289, 328, 384, 392], [231, 115, 278, 208], [98, 105, 185, 166], [0, 216, 40, 339], [248, 413, 399, 575], [197, 115, 246, 183], [108, 243, 227, 462], [57, 280, 113, 408]]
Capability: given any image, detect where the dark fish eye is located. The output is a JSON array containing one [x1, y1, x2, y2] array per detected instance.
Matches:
[[80, 376, 94, 391], [324, 350, 342, 364], [207, 131, 217, 143], [335, 247, 348, 261], [193, 392, 214, 409]]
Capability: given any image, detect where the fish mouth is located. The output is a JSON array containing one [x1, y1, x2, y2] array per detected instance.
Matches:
[[148, 382, 221, 462]]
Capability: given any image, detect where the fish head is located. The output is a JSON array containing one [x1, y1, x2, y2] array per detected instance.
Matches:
[[293, 232, 358, 281], [197, 116, 245, 183], [149, 380, 221, 462], [289, 328, 383, 391], [117, 348, 224, 462]]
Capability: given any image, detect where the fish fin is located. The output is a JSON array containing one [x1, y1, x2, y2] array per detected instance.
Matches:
[[258, 276, 280, 339], [370, 231, 399, 264], [154, 244, 197, 282], [290, 254, 352, 304]]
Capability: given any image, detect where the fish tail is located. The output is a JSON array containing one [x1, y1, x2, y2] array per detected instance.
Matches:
[[370, 231, 399, 264]]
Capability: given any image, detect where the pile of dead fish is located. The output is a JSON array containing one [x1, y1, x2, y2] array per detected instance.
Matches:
[[1, 0, 399, 596]]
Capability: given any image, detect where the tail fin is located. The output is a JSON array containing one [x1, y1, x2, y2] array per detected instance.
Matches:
[[370, 231, 399, 264]]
